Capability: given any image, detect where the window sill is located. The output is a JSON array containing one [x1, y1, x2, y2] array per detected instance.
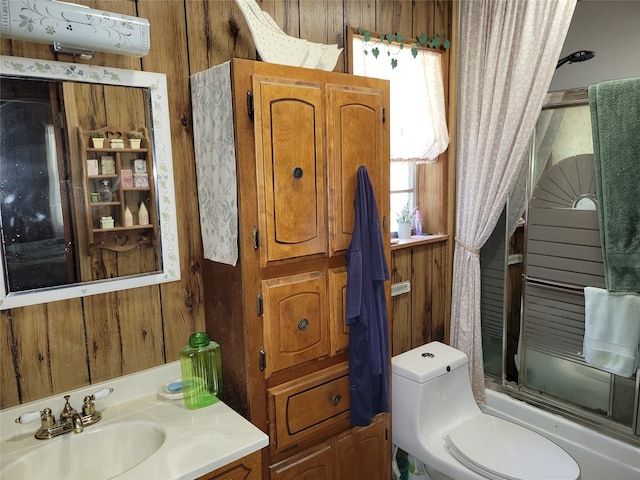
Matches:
[[391, 234, 449, 251]]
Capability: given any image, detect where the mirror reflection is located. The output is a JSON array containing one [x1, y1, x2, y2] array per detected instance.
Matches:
[[1, 78, 74, 291], [0, 56, 179, 309]]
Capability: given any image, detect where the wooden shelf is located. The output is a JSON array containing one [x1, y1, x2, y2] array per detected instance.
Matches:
[[80, 126, 157, 253], [391, 233, 449, 251], [91, 225, 154, 234], [87, 148, 149, 153]]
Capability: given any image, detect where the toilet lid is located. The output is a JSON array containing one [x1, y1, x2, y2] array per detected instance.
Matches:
[[445, 414, 580, 480]]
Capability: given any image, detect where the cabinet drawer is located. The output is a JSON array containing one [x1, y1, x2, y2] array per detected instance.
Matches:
[[262, 271, 330, 377], [268, 363, 350, 453]]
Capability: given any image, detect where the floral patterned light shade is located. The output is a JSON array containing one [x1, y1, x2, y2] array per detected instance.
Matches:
[[0, 0, 150, 58]]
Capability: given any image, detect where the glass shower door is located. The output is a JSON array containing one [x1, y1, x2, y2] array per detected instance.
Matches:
[[481, 88, 640, 443]]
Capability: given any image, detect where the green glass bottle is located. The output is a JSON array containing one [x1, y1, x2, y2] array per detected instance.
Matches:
[[180, 332, 223, 409]]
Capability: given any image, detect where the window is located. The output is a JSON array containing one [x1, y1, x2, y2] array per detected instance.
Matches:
[[348, 29, 449, 233], [390, 163, 416, 232]]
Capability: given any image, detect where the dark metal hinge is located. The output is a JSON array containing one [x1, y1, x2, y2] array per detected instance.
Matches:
[[259, 348, 266, 371], [53, 112, 64, 128], [253, 226, 260, 249], [257, 293, 263, 316], [383, 215, 387, 231], [382, 107, 386, 123], [247, 91, 254, 119]]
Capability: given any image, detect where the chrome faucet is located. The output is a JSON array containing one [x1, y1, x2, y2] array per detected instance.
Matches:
[[15, 387, 113, 440]]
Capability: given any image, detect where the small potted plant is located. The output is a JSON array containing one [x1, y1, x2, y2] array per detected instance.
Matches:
[[127, 131, 142, 149], [90, 132, 104, 148], [396, 201, 415, 239]]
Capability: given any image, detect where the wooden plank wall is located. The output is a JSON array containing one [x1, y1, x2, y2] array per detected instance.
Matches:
[[391, 241, 449, 355], [1, 0, 455, 408]]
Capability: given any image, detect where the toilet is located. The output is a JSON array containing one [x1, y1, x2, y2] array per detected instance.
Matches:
[[392, 342, 581, 480]]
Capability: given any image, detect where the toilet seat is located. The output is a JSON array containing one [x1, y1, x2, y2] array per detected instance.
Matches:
[[444, 414, 580, 480]]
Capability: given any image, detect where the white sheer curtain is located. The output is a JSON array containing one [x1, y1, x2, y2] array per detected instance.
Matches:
[[44, 124, 64, 238], [351, 37, 449, 164], [452, 0, 576, 402]]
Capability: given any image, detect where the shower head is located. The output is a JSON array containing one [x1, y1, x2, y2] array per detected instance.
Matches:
[[556, 50, 595, 69]]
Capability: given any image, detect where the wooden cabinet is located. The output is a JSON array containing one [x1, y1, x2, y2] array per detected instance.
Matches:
[[79, 126, 157, 252], [269, 414, 389, 480], [270, 442, 336, 480], [268, 363, 350, 454], [261, 271, 330, 376], [254, 77, 327, 265], [198, 450, 263, 480], [199, 58, 390, 478], [252, 75, 387, 267], [337, 415, 390, 480]]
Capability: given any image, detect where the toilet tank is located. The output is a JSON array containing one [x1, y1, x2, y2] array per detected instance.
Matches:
[[392, 342, 468, 383], [392, 342, 482, 446]]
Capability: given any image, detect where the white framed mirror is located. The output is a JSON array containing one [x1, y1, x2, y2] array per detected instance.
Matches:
[[0, 55, 180, 309]]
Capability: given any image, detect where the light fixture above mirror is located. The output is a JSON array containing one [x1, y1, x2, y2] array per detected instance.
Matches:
[[0, 55, 180, 310], [0, 0, 150, 59]]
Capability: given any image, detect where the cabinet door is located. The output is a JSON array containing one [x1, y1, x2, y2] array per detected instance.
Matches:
[[270, 442, 335, 480], [326, 84, 388, 255], [329, 267, 349, 355], [337, 414, 390, 480], [198, 450, 262, 480], [262, 271, 330, 376], [253, 76, 327, 266]]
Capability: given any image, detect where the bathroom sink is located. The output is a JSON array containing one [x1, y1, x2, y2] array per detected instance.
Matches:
[[0, 362, 268, 479], [0, 421, 165, 480]]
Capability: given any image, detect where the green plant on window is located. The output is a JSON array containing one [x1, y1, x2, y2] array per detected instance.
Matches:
[[396, 201, 416, 224], [357, 28, 451, 69]]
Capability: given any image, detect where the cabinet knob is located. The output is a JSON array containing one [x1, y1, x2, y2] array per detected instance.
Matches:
[[332, 394, 342, 406], [292, 166, 303, 179], [297, 318, 309, 331]]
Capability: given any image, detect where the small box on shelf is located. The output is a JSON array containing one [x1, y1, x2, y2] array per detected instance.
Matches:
[[110, 138, 124, 149], [100, 216, 114, 229], [101, 156, 115, 175], [87, 159, 99, 176], [133, 172, 149, 188], [133, 159, 147, 173], [121, 169, 133, 188]]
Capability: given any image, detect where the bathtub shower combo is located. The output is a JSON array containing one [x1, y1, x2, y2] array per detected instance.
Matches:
[[478, 86, 639, 477]]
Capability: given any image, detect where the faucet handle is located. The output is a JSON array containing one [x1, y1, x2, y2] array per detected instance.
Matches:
[[82, 387, 113, 416], [15, 410, 43, 425], [15, 408, 54, 428], [92, 387, 113, 401]]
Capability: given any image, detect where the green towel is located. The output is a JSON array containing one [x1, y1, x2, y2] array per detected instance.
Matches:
[[589, 77, 640, 293]]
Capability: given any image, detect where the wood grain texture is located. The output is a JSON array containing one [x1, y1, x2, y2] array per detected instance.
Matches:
[[391, 240, 448, 356], [0, 311, 19, 407], [391, 249, 412, 355], [1, 0, 454, 408], [138, 0, 207, 364], [198, 449, 262, 480]]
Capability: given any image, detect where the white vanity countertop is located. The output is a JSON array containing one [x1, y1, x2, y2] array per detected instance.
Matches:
[[0, 362, 269, 480]]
